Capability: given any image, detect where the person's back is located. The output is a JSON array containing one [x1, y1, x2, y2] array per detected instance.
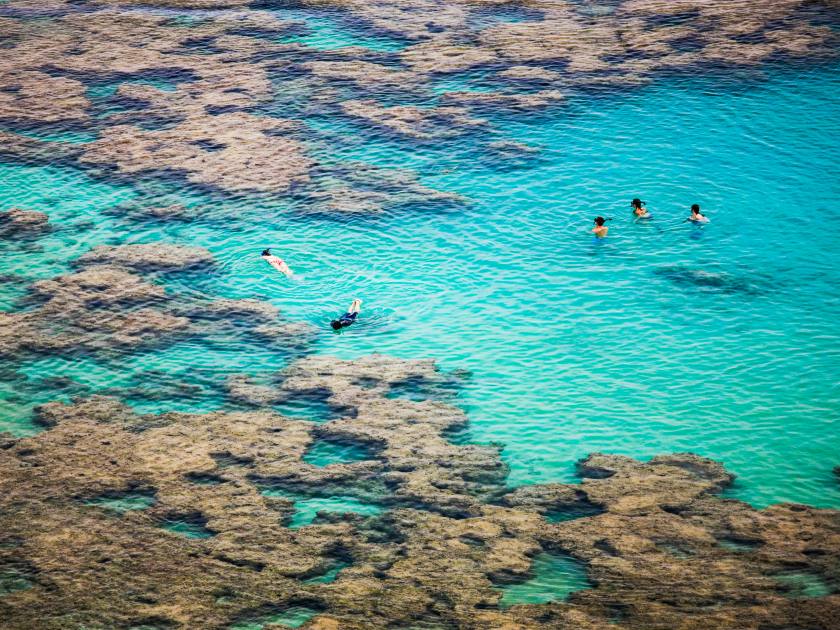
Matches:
[[261, 248, 293, 277], [592, 216, 609, 238], [688, 204, 709, 223], [631, 198, 650, 219]]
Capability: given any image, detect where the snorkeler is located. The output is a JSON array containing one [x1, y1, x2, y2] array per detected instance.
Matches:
[[331, 299, 362, 330], [688, 204, 709, 224], [261, 248, 293, 277], [592, 216, 609, 238], [631, 198, 651, 220]]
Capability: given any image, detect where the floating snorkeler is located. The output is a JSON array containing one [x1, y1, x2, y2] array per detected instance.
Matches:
[[592, 216, 609, 239], [631, 198, 652, 220], [261, 248, 293, 277], [688, 204, 710, 224], [331, 299, 362, 330]]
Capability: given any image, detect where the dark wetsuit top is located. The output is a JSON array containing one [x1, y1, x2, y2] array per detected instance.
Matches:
[[337, 312, 358, 326]]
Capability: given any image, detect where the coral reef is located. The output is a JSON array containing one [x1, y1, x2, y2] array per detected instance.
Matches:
[[0, 244, 311, 363], [340, 99, 486, 140], [0, 265, 185, 359], [76, 243, 216, 272], [0, 354, 837, 629], [0, 0, 834, 214], [0, 208, 50, 239], [0, 71, 90, 125]]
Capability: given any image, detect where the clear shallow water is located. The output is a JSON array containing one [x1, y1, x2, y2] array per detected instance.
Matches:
[[261, 488, 382, 528], [1, 14, 839, 513], [229, 605, 318, 630], [497, 553, 590, 608]]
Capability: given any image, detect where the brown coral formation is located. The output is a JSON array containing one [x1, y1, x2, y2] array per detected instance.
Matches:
[[304, 161, 467, 214], [0, 354, 837, 629], [0, 208, 50, 239], [76, 242, 216, 272], [0, 0, 835, 214], [0, 71, 91, 125], [0, 264, 184, 359], [80, 110, 312, 196], [340, 99, 486, 140], [441, 89, 566, 111], [0, 244, 309, 362]]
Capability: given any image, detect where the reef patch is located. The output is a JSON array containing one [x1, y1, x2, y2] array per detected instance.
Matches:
[[0, 355, 838, 628]]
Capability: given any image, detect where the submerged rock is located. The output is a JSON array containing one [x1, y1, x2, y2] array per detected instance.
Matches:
[[0, 69, 90, 124], [340, 99, 486, 140], [76, 243, 216, 273], [497, 65, 563, 83], [441, 89, 566, 112], [653, 265, 765, 295], [0, 244, 311, 369], [105, 202, 196, 223], [302, 61, 420, 92], [400, 37, 498, 74], [0, 208, 50, 238], [303, 162, 467, 215], [80, 112, 313, 197], [0, 265, 183, 359], [0, 353, 838, 628]]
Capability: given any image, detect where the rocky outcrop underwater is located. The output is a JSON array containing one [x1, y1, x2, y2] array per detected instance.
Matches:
[[0, 354, 838, 629], [0, 0, 838, 214]]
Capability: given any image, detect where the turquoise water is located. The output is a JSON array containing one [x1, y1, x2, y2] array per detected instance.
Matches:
[[160, 519, 214, 539], [1, 13, 839, 514], [302, 438, 373, 467], [84, 492, 156, 513], [262, 488, 382, 528], [274, 9, 408, 52], [774, 570, 834, 598], [229, 606, 318, 630], [497, 553, 589, 608], [303, 561, 349, 584]]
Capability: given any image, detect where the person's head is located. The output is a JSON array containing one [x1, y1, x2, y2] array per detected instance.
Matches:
[[261, 248, 271, 256], [594, 216, 605, 226], [691, 204, 700, 215], [631, 198, 644, 209], [330, 320, 342, 330]]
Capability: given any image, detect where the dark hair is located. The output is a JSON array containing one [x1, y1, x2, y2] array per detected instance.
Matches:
[[691, 204, 701, 214], [631, 198, 644, 208], [330, 320, 342, 330], [594, 216, 605, 226], [261, 248, 271, 256]]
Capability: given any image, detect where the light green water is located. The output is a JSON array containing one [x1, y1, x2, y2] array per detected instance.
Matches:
[[262, 488, 382, 528], [302, 439, 373, 467], [228, 606, 318, 630], [497, 553, 590, 608]]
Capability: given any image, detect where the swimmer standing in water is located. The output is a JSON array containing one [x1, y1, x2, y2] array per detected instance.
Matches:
[[261, 248, 293, 277], [331, 299, 362, 330], [688, 204, 709, 224], [592, 216, 609, 239], [631, 198, 651, 220]]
